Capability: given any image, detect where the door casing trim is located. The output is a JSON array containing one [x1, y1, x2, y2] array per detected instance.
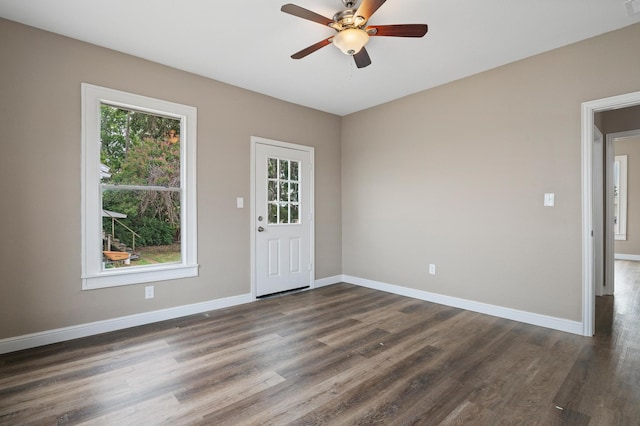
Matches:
[[581, 90, 640, 336]]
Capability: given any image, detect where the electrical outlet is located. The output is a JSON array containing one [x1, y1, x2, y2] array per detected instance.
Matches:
[[145, 285, 154, 299], [429, 264, 436, 275]]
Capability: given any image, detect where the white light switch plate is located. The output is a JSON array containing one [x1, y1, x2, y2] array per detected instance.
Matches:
[[236, 197, 244, 208], [544, 193, 555, 207]]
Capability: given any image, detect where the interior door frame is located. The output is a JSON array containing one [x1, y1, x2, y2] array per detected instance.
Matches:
[[581, 90, 640, 336], [250, 136, 315, 300], [592, 126, 604, 297]]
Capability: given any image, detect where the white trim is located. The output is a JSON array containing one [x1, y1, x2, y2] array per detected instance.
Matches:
[[593, 126, 604, 297], [605, 133, 615, 295], [82, 264, 199, 288], [81, 83, 198, 289], [0, 294, 251, 355], [314, 275, 343, 288], [613, 154, 628, 241], [615, 253, 640, 261], [608, 129, 640, 142], [250, 136, 315, 300], [582, 102, 595, 336], [343, 275, 583, 335], [581, 90, 640, 337], [2, 272, 590, 354], [250, 140, 256, 299]]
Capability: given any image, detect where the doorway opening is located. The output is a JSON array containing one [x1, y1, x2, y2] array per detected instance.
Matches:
[[582, 91, 640, 336]]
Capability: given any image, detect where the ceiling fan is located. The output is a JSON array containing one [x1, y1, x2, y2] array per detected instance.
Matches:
[[281, 0, 428, 68]]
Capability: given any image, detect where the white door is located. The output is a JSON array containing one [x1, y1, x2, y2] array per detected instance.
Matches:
[[254, 140, 313, 297]]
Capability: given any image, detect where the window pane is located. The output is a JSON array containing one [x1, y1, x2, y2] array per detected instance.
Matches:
[[268, 180, 277, 202], [102, 188, 181, 269], [268, 158, 277, 179], [279, 203, 289, 224], [100, 105, 183, 270], [290, 204, 299, 224], [280, 181, 289, 202], [279, 159, 289, 180], [100, 105, 181, 188], [290, 183, 299, 202], [291, 161, 299, 181], [268, 203, 278, 224]]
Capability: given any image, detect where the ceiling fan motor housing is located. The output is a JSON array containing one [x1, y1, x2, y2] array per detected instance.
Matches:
[[333, 9, 366, 29]]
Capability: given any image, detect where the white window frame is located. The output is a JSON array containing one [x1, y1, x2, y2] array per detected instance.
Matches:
[[81, 83, 198, 290]]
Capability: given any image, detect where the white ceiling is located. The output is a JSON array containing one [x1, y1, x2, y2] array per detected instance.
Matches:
[[1, 0, 639, 116]]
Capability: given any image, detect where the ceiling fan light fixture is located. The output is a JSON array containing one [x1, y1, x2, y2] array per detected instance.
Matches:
[[332, 28, 369, 55]]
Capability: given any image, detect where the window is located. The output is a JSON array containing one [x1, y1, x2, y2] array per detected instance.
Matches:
[[82, 84, 197, 289], [613, 154, 628, 241], [267, 157, 301, 224]]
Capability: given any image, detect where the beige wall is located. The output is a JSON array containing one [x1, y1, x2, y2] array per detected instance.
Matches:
[[342, 23, 640, 322], [0, 19, 342, 339], [615, 136, 640, 256], [3, 16, 640, 340]]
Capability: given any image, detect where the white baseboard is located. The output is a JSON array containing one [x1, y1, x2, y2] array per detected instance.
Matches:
[[0, 293, 252, 355], [614, 253, 640, 261], [1, 274, 586, 354], [342, 275, 583, 335], [314, 275, 343, 288]]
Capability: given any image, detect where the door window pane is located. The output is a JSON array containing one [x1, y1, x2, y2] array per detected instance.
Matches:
[[290, 204, 299, 224], [268, 181, 277, 202], [281, 203, 291, 224], [280, 181, 289, 202], [268, 158, 278, 179], [268, 203, 278, 224], [279, 159, 289, 179]]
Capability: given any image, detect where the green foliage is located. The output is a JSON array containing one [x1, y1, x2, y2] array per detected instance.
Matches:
[[136, 216, 176, 246], [100, 107, 130, 172]]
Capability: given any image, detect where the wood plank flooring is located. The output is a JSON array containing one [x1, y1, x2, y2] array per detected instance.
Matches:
[[1, 263, 639, 425]]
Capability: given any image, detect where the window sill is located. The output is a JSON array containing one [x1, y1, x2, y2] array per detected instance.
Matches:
[[82, 264, 199, 290]]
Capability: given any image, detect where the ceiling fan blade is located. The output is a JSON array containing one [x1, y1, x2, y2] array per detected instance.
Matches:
[[367, 24, 428, 37], [291, 38, 332, 59], [355, 0, 386, 22], [353, 47, 372, 68], [281, 4, 334, 26]]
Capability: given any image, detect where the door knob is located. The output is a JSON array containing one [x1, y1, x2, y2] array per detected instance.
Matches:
[[258, 226, 265, 232]]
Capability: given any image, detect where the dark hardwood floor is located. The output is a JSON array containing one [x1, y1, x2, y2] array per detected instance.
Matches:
[[1, 263, 639, 425]]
